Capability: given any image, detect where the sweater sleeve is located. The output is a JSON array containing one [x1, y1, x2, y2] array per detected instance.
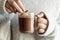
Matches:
[[0, 13, 9, 27], [0, 0, 15, 27], [0, 0, 6, 14]]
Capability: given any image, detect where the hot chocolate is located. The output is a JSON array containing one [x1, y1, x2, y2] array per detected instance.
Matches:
[[19, 13, 34, 33]]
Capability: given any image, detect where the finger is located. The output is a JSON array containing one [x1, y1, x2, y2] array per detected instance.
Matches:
[[38, 23, 47, 29], [8, 0, 23, 13], [7, 0, 16, 12], [5, 1, 14, 12], [15, 0, 26, 12], [37, 18, 48, 24], [38, 29, 45, 33], [5, 7, 12, 13], [37, 12, 45, 18], [13, 7, 17, 13]]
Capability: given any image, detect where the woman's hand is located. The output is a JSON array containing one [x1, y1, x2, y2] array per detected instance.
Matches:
[[5, 0, 26, 13], [35, 12, 48, 34]]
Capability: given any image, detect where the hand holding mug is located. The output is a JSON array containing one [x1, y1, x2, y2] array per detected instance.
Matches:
[[35, 12, 49, 34]]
